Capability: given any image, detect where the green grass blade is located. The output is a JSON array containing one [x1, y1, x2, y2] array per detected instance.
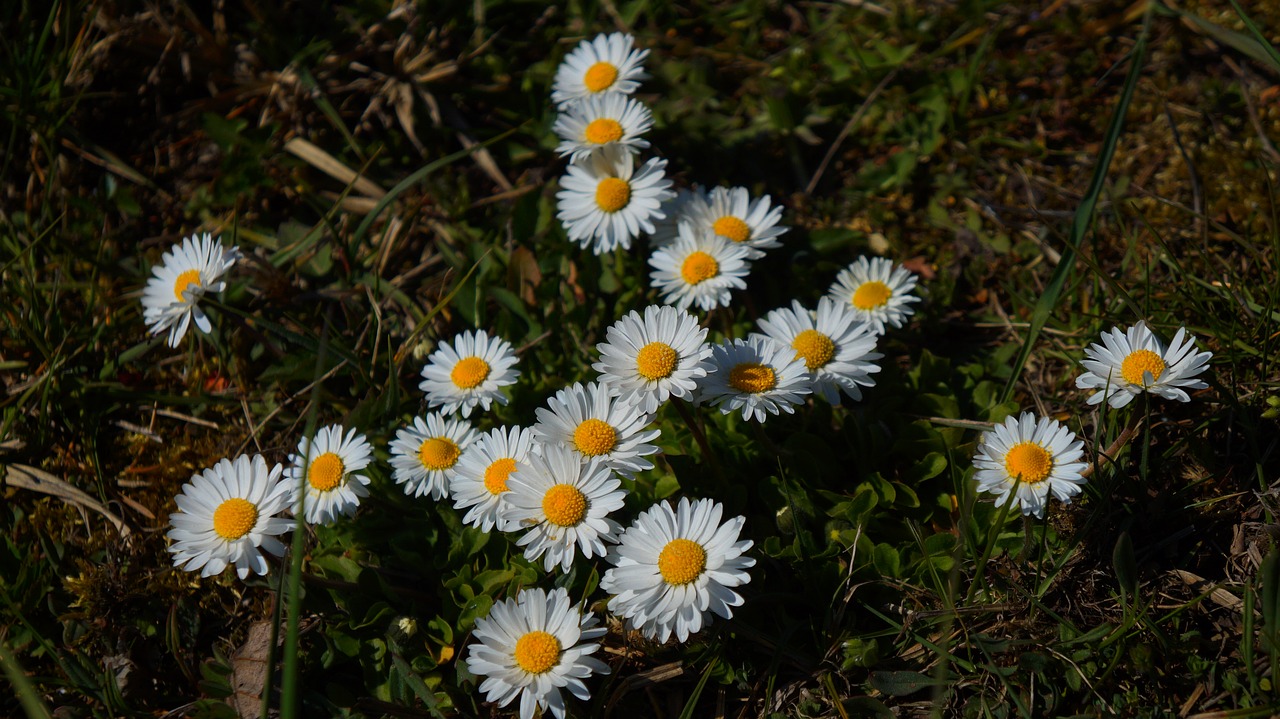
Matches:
[[0, 638, 53, 719]]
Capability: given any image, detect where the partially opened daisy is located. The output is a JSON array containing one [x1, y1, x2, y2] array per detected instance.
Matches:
[[601, 497, 754, 643], [557, 146, 673, 254], [553, 93, 653, 162], [501, 443, 626, 572], [141, 232, 240, 348], [1075, 321, 1212, 408], [389, 413, 477, 500], [698, 336, 810, 422], [450, 425, 537, 533], [419, 329, 520, 418], [826, 256, 921, 334], [593, 304, 714, 414], [754, 297, 882, 404], [534, 381, 661, 479], [679, 186, 787, 259], [167, 454, 292, 580], [286, 424, 373, 525], [649, 223, 751, 311], [972, 412, 1087, 519], [551, 32, 649, 108], [465, 587, 609, 719]]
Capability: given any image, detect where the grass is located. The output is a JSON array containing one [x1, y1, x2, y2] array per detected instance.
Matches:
[[2, 0, 1280, 717]]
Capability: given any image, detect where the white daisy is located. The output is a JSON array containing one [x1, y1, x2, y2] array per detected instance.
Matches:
[[551, 32, 649, 108], [388, 413, 478, 500], [753, 297, 882, 404], [697, 336, 811, 422], [285, 424, 373, 525], [1075, 321, 1213, 409], [553, 93, 653, 162], [501, 443, 626, 572], [533, 381, 661, 478], [593, 304, 714, 414], [465, 587, 610, 719], [679, 186, 787, 259], [556, 146, 674, 254], [972, 412, 1088, 519], [648, 223, 751, 312], [166, 454, 292, 580], [141, 232, 240, 348], [450, 425, 537, 532], [419, 329, 521, 418], [600, 497, 755, 643], [826, 256, 921, 334]]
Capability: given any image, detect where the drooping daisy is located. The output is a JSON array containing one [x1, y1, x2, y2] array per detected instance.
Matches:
[[533, 381, 661, 478], [1075, 321, 1213, 409], [141, 232, 240, 348], [551, 32, 649, 108], [593, 304, 714, 414], [826, 256, 921, 334], [167, 454, 292, 580], [450, 425, 537, 532], [601, 497, 755, 643], [556, 146, 674, 254], [972, 412, 1088, 519], [553, 93, 653, 162], [697, 336, 811, 422], [753, 297, 882, 404], [679, 186, 787, 259], [419, 329, 521, 418], [285, 424, 373, 525], [501, 443, 626, 572], [465, 587, 610, 719], [388, 413, 477, 500], [648, 223, 751, 312]]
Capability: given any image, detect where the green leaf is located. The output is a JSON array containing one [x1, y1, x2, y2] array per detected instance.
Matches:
[[868, 670, 945, 696], [1112, 531, 1138, 597]]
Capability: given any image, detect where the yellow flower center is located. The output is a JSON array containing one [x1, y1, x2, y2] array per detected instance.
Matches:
[[1120, 349, 1166, 386], [542, 483, 587, 527], [450, 356, 490, 389], [852, 280, 893, 310], [595, 177, 631, 213], [680, 251, 719, 285], [212, 498, 258, 540], [419, 437, 461, 471], [573, 418, 617, 456], [483, 457, 517, 495], [513, 630, 562, 674], [308, 452, 345, 491], [584, 118, 624, 144], [583, 61, 619, 93], [712, 216, 751, 243], [173, 269, 201, 301], [728, 362, 777, 394], [658, 538, 707, 586], [636, 341, 678, 380], [791, 329, 835, 371], [1003, 442, 1053, 484]]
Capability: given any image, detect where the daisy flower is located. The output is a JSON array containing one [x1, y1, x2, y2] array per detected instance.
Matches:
[[419, 329, 521, 418], [285, 424, 373, 525], [388, 413, 478, 500], [450, 425, 537, 532], [697, 336, 811, 422], [972, 412, 1088, 519], [826, 256, 921, 334], [553, 93, 653, 162], [601, 497, 754, 643], [1075, 321, 1213, 409], [465, 587, 609, 719], [166, 454, 292, 580], [679, 186, 787, 259], [753, 297, 882, 404], [501, 443, 626, 572], [593, 304, 714, 414], [534, 381, 661, 478], [141, 232, 240, 348], [551, 32, 649, 108], [556, 146, 674, 254], [648, 223, 751, 312]]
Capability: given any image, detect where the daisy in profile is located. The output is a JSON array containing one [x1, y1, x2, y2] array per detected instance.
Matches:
[[450, 425, 537, 532], [553, 93, 653, 162], [286, 424, 373, 525], [465, 587, 609, 719], [1075, 321, 1212, 409], [388, 413, 477, 500], [419, 329, 520, 418], [647, 186, 699, 249], [698, 336, 811, 422], [826, 256, 921, 334], [141, 232, 240, 348], [167, 454, 292, 580], [501, 443, 626, 572], [534, 381, 661, 479], [648, 223, 751, 312], [601, 498, 754, 643], [972, 412, 1088, 519], [551, 32, 649, 108], [593, 304, 714, 414], [754, 297, 882, 404], [679, 186, 787, 259], [556, 146, 673, 254]]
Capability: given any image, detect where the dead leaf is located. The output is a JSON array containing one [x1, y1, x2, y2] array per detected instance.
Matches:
[[5, 463, 132, 538]]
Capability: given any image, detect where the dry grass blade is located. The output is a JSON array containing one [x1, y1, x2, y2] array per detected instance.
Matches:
[[284, 137, 387, 199], [5, 463, 132, 538]]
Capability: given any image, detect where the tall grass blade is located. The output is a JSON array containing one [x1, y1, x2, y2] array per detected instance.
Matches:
[[0, 638, 53, 719]]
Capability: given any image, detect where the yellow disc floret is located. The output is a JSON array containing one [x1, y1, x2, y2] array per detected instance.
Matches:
[[308, 452, 346, 491], [584, 118, 624, 144], [658, 538, 707, 586], [791, 329, 835, 371], [513, 630, 562, 674], [680, 251, 719, 285], [573, 418, 617, 457], [212, 498, 258, 540], [852, 280, 893, 310], [728, 362, 777, 394], [712, 216, 751, 243], [542, 484, 588, 527], [450, 356, 491, 389], [595, 177, 631, 213], [1003, 442, 1053, 484], [419, 437, 461, 471], [583, 62, 619, 93], [174, 269, 201, 301], [484, 457, 517, 495], [636, 342, 678, 380], [1120, 349, 1166, 387]]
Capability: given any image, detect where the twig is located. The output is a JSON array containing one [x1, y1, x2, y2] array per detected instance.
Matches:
[[804, 69, 898, 195]]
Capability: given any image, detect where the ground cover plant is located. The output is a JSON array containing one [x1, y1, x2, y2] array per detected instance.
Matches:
[[3, 0, 1280, 717]]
